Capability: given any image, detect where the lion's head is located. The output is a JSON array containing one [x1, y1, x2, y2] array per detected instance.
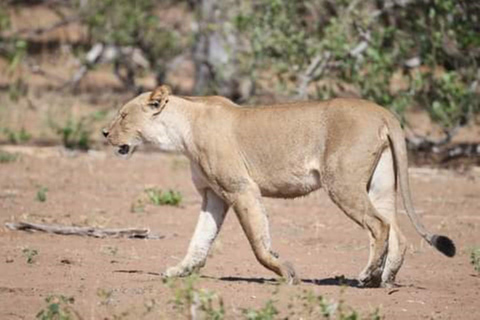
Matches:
[[102, 85, 170, 158]]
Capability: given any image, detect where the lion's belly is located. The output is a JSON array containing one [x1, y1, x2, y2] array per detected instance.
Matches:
[[257, 167, 322, 198]]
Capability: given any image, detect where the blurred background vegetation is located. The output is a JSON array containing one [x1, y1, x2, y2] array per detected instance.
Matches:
[[0, 0, 479, 159]]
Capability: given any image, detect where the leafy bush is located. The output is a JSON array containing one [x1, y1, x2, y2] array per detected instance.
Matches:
[[78, 0, 185, 84], [235, 0, 480, 130], [48, 116, 92, 150], [2, 127, 31, 144]]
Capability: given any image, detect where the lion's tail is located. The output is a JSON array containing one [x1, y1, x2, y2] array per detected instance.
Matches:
[[386, 117, 455, 257]]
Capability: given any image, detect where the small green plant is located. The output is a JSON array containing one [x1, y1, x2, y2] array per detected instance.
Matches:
[[22, 247, 38, 264], [471, 247, 480, 273], [101, 245, 118, 256], [164, 276, 381, 319], [287, 289, 381, 320], [0, 151, 18, 163], [243, 300, 279, 320], [97, 288, 114, 306], [165, 275, 225, 319], [36, 295, 78, 320], [131, 197, 146, 213], [36, 186, 48, 202], [2, 127, 31, 144], [145, 188, 182, 206]]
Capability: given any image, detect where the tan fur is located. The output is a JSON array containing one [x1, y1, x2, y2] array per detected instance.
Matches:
[[103, 85, 453, 287]]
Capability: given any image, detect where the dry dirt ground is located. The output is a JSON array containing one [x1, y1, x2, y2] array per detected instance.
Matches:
[[0, 145, 479, 319]]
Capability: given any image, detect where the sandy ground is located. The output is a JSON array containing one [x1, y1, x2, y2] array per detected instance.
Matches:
[[0, 146, 479, 319]]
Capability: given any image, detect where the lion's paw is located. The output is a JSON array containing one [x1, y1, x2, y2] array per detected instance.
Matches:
[[282, 261, 300, 285], [358, 269, 382, 288], [162, 265, 192, 278]]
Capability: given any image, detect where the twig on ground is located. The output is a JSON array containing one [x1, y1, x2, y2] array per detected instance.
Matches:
[[5, 221, 164, 239]]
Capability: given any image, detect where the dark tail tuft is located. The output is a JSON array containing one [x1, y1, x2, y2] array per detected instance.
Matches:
[[431, 235, 456, 257]]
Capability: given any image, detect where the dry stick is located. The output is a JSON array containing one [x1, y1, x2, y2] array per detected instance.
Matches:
[[5, 222, 164, 239]]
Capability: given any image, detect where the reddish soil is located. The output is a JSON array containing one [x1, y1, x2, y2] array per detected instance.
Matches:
[[1, 2, 479, 319], [0, 146, 479, 319]]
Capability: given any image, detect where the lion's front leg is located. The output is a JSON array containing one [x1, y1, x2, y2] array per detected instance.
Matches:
[[163, 189, 228, 278]]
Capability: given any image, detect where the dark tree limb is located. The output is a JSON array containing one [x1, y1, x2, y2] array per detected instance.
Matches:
[[406, 126, 460, 152], [441, 143, 480, 162], [5, 221, 164, 239]]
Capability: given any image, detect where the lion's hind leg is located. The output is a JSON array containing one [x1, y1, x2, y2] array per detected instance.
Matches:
[[326, 184, 389, 287], [368, 147, 407, 287]]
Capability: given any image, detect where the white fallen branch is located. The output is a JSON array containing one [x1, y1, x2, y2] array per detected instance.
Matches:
[[5, 221, 163, 239]]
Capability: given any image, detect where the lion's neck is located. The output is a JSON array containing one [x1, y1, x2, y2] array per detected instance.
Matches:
[[145, 98, 195, 154]]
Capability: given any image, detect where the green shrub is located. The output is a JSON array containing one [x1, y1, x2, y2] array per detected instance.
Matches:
[[2, 127, 31, 144], [49, 117, 92, 150], [235, 0, 479, 130], [78, 0, 185, 85]]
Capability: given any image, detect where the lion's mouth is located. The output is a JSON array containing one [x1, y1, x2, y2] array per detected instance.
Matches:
[[115, 144, 135, 158], [118, 144, 130, 155]]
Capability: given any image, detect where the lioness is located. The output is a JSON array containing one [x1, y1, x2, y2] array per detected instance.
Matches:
[[103, 85, 455, 287]]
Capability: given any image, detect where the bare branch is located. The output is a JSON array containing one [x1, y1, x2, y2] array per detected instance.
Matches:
[[442, 143, 480, 162], [406, 126, 459, 152], [5, 221, 164, 239], [296, 52, 331, 99], [370, 0, 418, 19]]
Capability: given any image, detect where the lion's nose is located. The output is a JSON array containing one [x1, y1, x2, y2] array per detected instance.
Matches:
[[102, 128, 109, 138]]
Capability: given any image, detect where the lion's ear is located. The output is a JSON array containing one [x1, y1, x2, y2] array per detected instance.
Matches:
[[148, 85, 171, 113]]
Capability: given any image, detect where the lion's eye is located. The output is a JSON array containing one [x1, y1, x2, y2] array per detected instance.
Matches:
[[121, 113, 127, 119]]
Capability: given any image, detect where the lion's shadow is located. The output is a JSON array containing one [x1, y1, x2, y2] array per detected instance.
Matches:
[[113, 270, 360, 287], [209, 276, 361, 287]]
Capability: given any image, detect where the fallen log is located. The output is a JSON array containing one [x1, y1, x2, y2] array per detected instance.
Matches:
[[5, 221, 163, 239]]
